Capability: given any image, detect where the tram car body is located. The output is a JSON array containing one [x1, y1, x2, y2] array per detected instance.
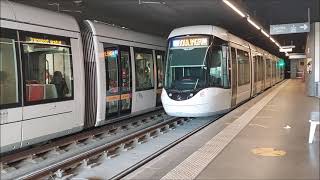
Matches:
[[0, 1, 85, 153], [0, 1, 166, 153], [162, 25, 284, 117], [81, 20, 166, 127]]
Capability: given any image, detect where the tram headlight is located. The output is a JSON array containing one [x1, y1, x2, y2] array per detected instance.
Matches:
[[169, 93, 172, 97]]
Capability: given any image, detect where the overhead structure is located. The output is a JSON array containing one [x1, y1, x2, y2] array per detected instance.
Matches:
[[222, 0, 282, 49]]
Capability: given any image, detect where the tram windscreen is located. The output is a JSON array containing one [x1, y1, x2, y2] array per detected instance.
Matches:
[[165, 36, 209, 91]]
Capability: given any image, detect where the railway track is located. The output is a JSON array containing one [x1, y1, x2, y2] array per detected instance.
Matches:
[[0, 110, 177, 179]]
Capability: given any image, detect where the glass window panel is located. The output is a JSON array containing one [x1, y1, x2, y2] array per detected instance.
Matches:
[[135, 50, 154, 91], [105, 49, 119, 94], [266, 59, 271, 79], [22, 42, 73, 102], [0, 36, 19, 106], [237, 49, 250, 86], [104, 48, 119, 115], [120, 50, 131, 92], [120, 49, 131, 112], [208, 45, 229, 88], [156, 53, 165, 88]]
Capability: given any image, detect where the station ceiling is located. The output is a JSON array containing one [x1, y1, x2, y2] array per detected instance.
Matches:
[[10, 0, 320, 58]]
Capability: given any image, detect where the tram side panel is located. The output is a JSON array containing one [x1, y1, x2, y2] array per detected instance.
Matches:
[[81, 20, 166, 127], [0, 1, 85, 153]]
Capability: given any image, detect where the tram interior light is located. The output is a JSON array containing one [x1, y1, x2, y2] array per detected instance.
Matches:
[[222, 0, 246, 18]]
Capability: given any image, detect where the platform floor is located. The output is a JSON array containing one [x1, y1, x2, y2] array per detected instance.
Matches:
[[126, 79, 319, 180]]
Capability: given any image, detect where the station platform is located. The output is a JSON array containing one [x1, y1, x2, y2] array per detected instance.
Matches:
[[126, 79, 320, 180]]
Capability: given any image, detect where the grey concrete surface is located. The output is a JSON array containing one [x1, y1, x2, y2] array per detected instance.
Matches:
[[197, 79, 319, 180], [125, 81, 307, 180]]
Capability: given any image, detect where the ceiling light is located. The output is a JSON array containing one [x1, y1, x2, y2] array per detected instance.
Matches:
[[222, 0, 246, 18], [247, 17, 261, 30], [270, 37, 275, 43], [280, 48, 292, 52], [261, 29, 270, 38], [275, 42, 280, 47]]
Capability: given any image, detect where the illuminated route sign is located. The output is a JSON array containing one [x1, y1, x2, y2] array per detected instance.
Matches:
[[172, 37, 209, 47], [26, 37, 66, 45]]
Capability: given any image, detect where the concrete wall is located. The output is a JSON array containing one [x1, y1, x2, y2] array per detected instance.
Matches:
[[305, 22, 320, 97], [290, 59, 304, 79]]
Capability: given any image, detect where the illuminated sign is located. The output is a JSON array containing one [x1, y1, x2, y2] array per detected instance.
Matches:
[[105, 50, 118, 57], [172, 37, 209, 47], [26, 37, 65, 45]]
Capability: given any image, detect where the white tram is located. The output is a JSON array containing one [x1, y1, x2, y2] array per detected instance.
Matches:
[[162, 25, 284, 117], [0, 1, 166, 153]]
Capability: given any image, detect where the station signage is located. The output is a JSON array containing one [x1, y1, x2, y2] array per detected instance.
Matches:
[[270, 22, 310, 35], [26, 37, 65, 45], [172, 37, 209, 48]]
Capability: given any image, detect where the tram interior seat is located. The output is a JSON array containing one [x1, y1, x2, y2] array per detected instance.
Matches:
[[26, 84, 44, 101], [45, 84, 58, 99]]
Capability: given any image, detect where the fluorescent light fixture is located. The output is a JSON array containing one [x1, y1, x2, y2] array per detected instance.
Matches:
[[261, 29, 270, 38], [281, 45, 295, 49], [275, 42, 281, 47], [247, 17, 261, 30], [285, 53, 289, 56], [280, 48, 292, 52], [222, 0, 246, 18], [270, 37, 275, 43]]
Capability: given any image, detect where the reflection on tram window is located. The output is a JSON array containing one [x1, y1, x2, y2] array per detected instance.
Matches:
[[208, 45, 229, 88], [0, 37, 19, 106], [22, 43, 73, 103], [105, 49, 119, 94], [165, 36, 230, 91], [237, 49, 250, 86], [165, 47, 207, 91], [156, 53, 165, 88], [135, 51, 154, 91], [105, 48, 119, 115], [120, 51, 131, 92], [266, 59, 271, 79], [120, 50, 131, 112], [258, 57, 264, 81]]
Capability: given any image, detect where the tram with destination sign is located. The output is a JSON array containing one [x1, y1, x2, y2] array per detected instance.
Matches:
[[0, 1, 166, 153], [161, 25, 284, 117]]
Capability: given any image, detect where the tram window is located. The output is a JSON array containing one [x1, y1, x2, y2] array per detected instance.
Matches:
[[0, 29, 20, 108], [208, 45, 230, 88], [21, 33, 73, 104], [134, 48, 154, 91], [105, 49, 119, 94], [120, 49, 131, 112], [156, 52, 165, 88], [253, 56, 259, 83], [237, 49, 250, 86], [258, 57, 264, 81], [272, 62, 276, 78], [266, 59, 271, 79]]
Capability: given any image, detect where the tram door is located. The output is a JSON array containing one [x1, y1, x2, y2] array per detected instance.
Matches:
[[230, 47, 237, 107], [105, 46, 132, 118], [253, 56, 258, 94], [155, 51, 165, 106]]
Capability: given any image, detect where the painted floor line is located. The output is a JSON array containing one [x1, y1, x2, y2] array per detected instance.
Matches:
[[160, 80, 289, 180]]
